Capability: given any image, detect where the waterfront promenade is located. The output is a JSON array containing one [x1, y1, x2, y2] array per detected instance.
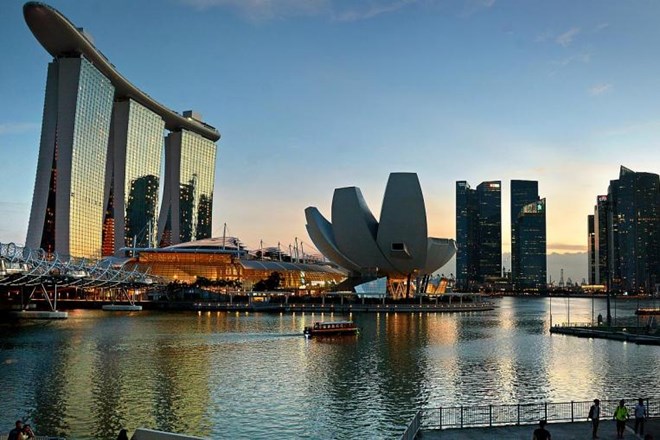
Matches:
[[420, 418, 660, 439]]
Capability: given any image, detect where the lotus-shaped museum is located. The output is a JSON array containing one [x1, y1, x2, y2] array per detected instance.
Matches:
[[305, 173, 456, 278]]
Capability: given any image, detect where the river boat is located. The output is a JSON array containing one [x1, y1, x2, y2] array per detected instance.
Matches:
[[635, 307, 660, 316], [303, 321, 358, 338]]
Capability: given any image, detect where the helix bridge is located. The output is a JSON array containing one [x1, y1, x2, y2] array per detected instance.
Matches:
[[0, 242, 162, 316]]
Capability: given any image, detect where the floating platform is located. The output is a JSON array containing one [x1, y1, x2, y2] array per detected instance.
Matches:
[[9, 310, 68, 319], [102, 304, 143, 311], [550, 325, 660, 345]]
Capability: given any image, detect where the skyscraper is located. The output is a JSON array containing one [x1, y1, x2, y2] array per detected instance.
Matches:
[[606, 166, 660, 293], [510, 180, 540, 286], [594, 195, 609, 285], [159, 123, 217, 246], [588, 214, 596, 285], [513, 198, 547, 290], [23, 2, 220, 259], [456, 180, 501, 290]]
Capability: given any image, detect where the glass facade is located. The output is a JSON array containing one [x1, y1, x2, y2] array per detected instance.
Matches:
[[510, 180, 539, 283], [594, 195, 609, 285], [455, 180, 501, 290], [69, 58, 115, 258], [514, 199, 547, 290], [606, 167, 660, 293], [588, 214, 595, 285], [178, 130, 216, 242], [122, 100, 164, 249]]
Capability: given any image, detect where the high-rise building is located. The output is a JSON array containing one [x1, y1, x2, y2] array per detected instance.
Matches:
[[511, 180, 541, 288], [456, 180, 501, 290], [513, 198, 547, 290], [159, 125, 217, 246], [26, 56, 115, 258], [594, 195, 609, 285], [588, 214, 596, 285], [23, 2, 220, 259], [606, 166, 660, 293]]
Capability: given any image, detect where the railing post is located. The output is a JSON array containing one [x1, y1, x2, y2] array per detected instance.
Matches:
[[517, 404, 520, 425], [544, 402, 548, 421], [571, 401, 574, 422], [461, 405, 464, 428], [489, 404, 493, 427], [439, 407, 443, 430]]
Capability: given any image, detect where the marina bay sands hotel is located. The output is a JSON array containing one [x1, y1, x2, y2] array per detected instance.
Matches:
[[23, 2, 221, 259]]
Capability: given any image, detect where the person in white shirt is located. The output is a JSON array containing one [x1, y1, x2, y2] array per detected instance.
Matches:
[[634, 398, 647, 437]]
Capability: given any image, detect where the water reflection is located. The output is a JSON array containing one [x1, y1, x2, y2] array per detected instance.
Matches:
[[1, 298, 659, 439]]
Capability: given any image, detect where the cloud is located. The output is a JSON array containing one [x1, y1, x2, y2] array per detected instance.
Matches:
[[589, 83, 612, 96], [555, 27, 580, 47], [594, 22, 609, 32], [0, 122, 39, 135], [179, 0, 418, 21]]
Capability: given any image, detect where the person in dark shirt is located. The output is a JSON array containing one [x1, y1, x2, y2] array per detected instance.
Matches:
[[7, 420, 24, 440], [533, 419, 552, 440]]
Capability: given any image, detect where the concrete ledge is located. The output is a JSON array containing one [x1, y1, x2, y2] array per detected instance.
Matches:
[[9, 310, 68, 319], [131, 428, 206, 440]]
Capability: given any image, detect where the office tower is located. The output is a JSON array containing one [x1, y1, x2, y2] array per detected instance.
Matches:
[[513, 199, 547, 290], [159, 122, 217, 246], [606, 166, 660, 293], [594, 195, 609, 285], [24, 3, 220, 259], [588, 215, 596, 285], [456, 180, 501, 290], [511, 180, 540, 287]]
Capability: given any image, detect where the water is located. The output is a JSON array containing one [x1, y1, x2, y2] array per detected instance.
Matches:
[[1, 297, 659, 439]]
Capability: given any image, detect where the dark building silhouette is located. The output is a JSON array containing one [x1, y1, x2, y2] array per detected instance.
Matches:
[[511, 180, 546, 290], [513, 198, 547, 290], [594, 195, 609, 285], [606, 166, 660, 293], [588, 214, 596, 285], [456, 180, 501, 290]]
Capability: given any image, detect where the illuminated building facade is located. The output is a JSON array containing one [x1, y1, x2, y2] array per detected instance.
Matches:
[[26, 56, 115, 257], [137, 238, 347, 290], [159, 124, 217, 246], [456, 180, 501, 290], [104, 99, 165, 254], [23, 2, 220, 259]]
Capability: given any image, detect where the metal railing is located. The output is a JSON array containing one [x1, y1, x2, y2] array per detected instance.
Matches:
[[399, 410, 422, 440], [421, 397, 658, 430]]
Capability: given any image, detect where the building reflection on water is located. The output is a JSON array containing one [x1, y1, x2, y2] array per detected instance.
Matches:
[[1, 297, 659, 439]]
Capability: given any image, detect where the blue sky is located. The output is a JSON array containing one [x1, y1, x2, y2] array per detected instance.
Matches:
[[1, 0, 659, 282]]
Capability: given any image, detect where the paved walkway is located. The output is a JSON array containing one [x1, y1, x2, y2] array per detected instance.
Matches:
[[420, 418, 659, 439]]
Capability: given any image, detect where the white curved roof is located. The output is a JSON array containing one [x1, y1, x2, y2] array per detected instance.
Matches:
[[23, 2, 220, 142]]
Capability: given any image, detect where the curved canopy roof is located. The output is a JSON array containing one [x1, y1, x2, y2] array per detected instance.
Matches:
[[23, 2, 220, 142]]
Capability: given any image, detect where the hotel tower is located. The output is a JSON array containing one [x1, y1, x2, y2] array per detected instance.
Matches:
[[23, 2, 220, 259]]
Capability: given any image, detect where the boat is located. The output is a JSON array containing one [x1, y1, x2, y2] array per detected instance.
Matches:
[[303, 321, 358, 338], [635, 308, 660, 316], [102, 304, 143, 311]]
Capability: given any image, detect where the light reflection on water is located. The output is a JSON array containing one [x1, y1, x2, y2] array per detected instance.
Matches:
[[0, 297, 659, 439]]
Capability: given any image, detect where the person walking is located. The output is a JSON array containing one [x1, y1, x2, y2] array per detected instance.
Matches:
[[588, 399, 601, 439], [532, 419, 552, 440], [634, 398, 648, 437], [614, 399, 629, 439]]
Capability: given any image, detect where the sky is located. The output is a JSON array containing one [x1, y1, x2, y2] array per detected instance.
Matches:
[[1, 0, 659, 283]]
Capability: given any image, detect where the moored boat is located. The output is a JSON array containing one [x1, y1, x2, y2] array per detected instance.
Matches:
[[304, 321, 358, 338]]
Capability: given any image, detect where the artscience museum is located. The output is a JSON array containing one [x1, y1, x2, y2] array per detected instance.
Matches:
[[305, 173, 456, 295]]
